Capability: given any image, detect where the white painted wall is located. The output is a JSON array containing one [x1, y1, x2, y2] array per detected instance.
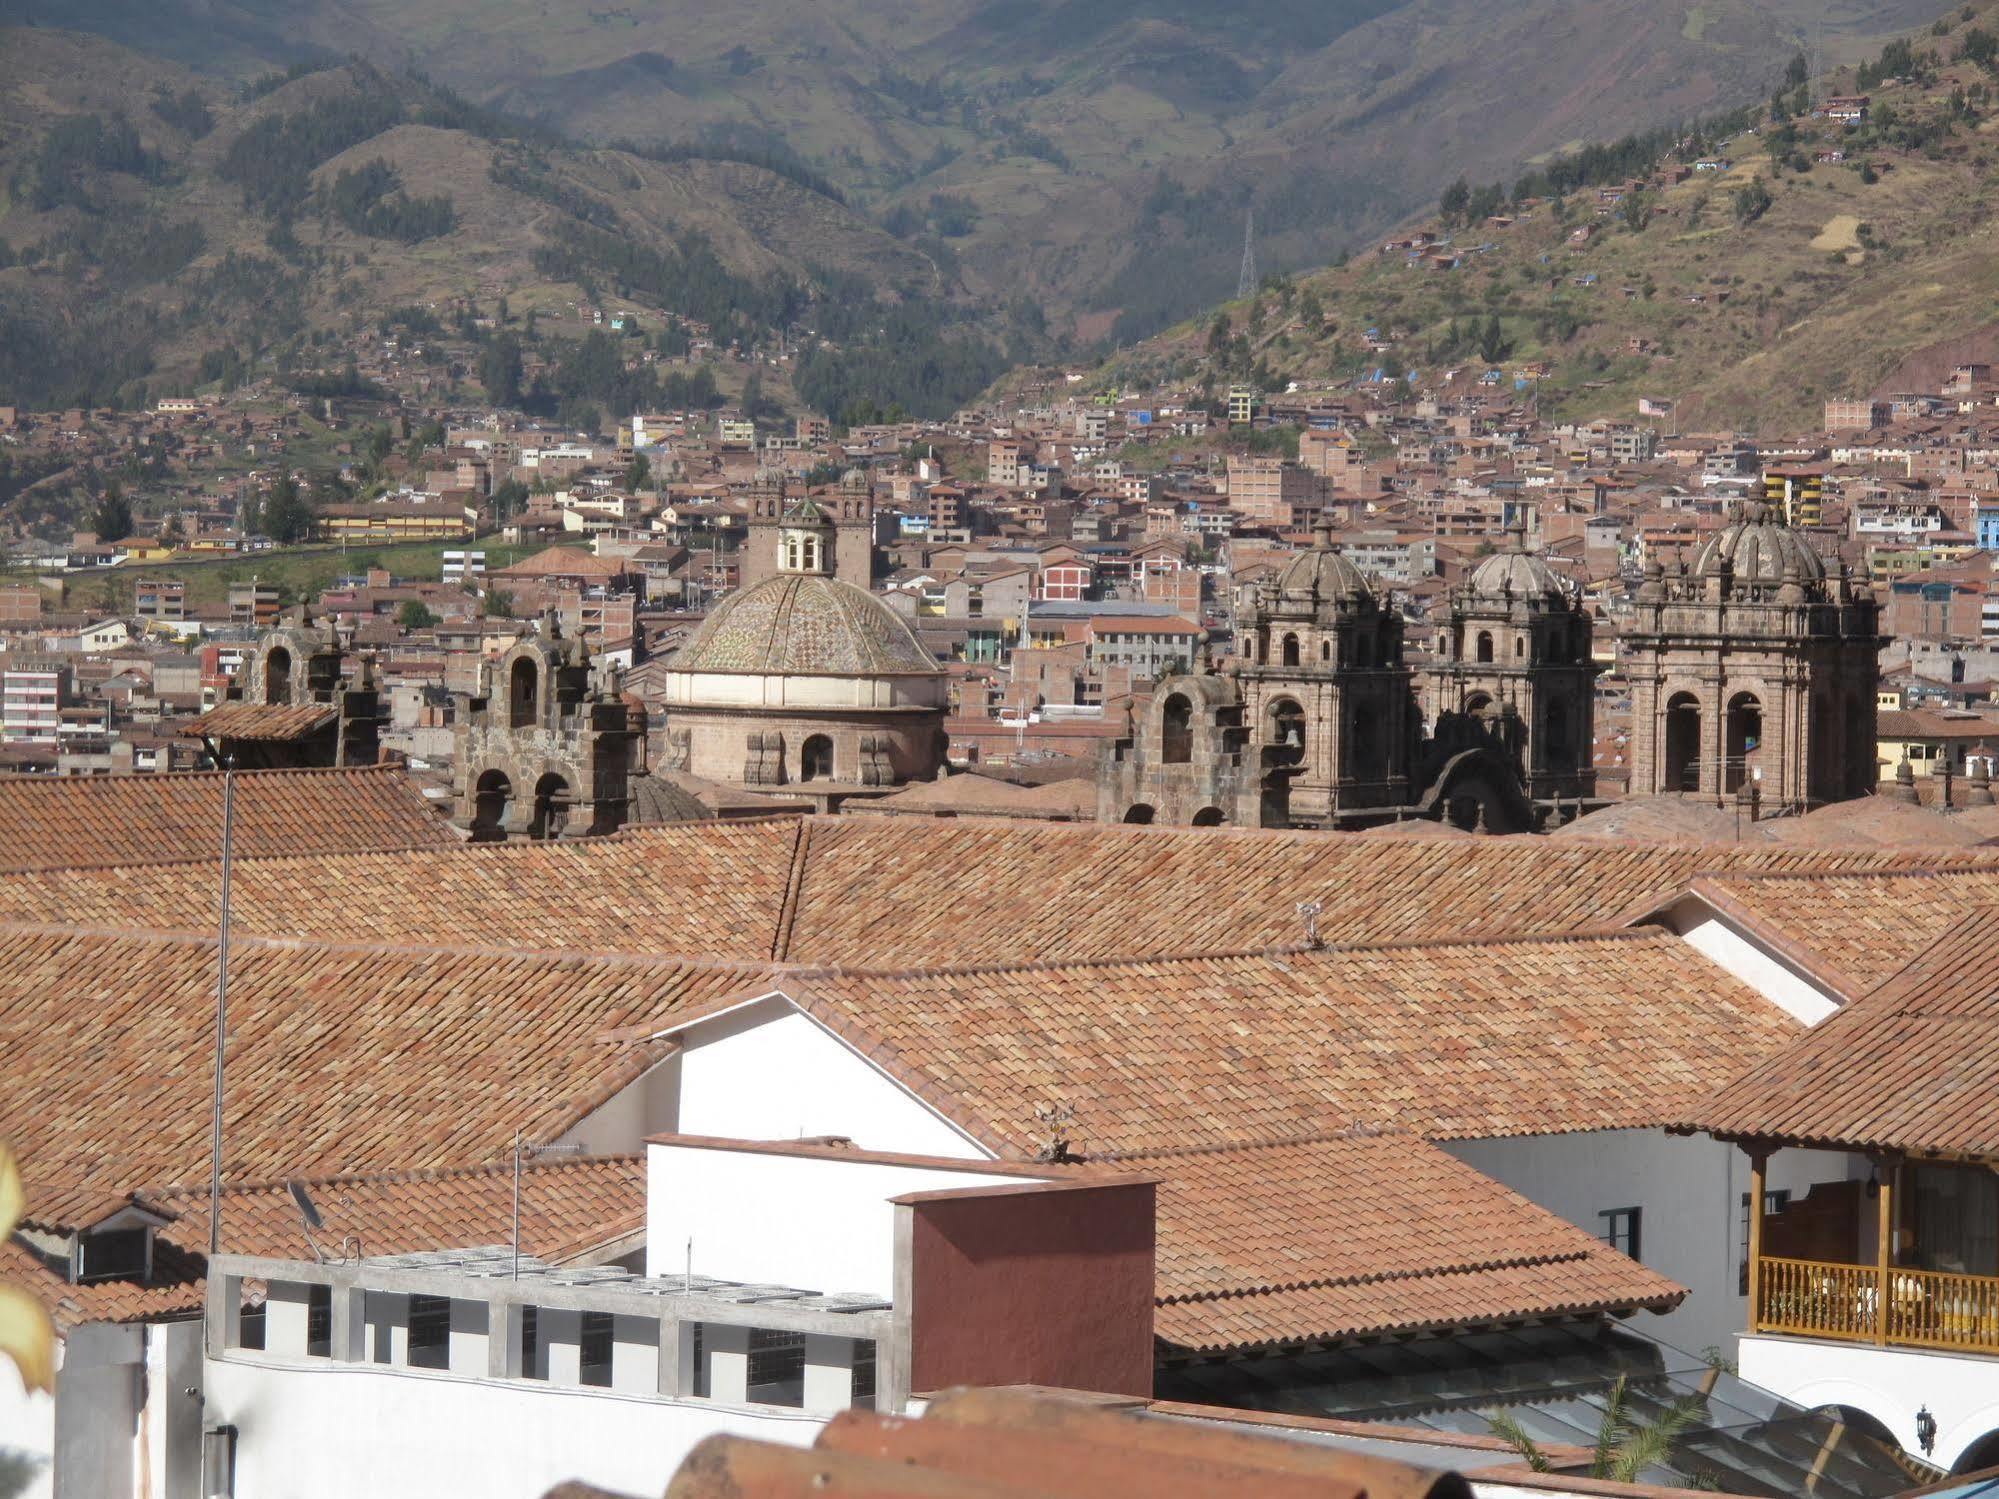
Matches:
[[1443, 1130, 1856, 1357], [0, 1354, 52, 1499], [1657, 901, 1845, 1025], [204, 1353, 820, 1499], [1740, 1332, 1999, 1470], [671, 997, 987, 1159], [647, 1143, 1043, 1293]]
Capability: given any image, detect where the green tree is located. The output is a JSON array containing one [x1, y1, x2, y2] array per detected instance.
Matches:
[[624, 453, 652, 492], [397, 600, 438, 631], [490, 477, 528, 521], [1477, 315, 1512, 364], [89, 486, 132, 542], [1965, 27, 1997, 68], [1732, 177, 1773, 225], [478, 334, 523, 407], [483, 587, 515, 618], [260, 473, 316, 545], [1439, 176, 1471, 224], [1487, 1376, 1709, 1485]]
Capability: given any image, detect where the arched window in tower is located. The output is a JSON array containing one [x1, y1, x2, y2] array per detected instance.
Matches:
[[1542, 694, 1571, 763], [1514, 636, 1526, 659], [800, 734, 835, 782], [1348, 707, 1378, 781], [1160, 694, 1193, 764], [1476, 631, 1495, 664], [509, 657, 539, 729], [1845, 691, 1873, 796], [1726, 692, 1762, 793], [1665, 691, 1702, 793], [1191, 806, 1225, 827], [265, 647, 292, 705], [783, 534, 802, 571], [1267, 698, 1307, 766], [1282, 633, 1301, 667], [1122, 803, 1156, 824], [529, 773, 571, 840], [470, 770, 512, 842], [1321, 640, 1331, 662]]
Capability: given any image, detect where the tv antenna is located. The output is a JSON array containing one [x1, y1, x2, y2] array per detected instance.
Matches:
[[1237, 207, 1258, 302]]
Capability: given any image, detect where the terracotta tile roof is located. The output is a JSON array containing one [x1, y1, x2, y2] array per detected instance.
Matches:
[[778, 930, 1797, 1153], [1758, 797, 1994, 849], [139, 1155, 645, 1267], [1688, 906, 1999, 1157], [490, 546, 628, 580], [0, 819, 801, 957], [1109, 1132, 1683, 1353], [0, 927, 752, 1229], [0, 1234, 206, 1331], [0, 765, 450, 872], [181, 702, 338, 741], [0, 815, 1985, 967], [1671, 866, 1999, 994]]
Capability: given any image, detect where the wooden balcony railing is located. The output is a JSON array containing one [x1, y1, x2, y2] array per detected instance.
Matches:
[[1755, 1255, 1999, 1355]]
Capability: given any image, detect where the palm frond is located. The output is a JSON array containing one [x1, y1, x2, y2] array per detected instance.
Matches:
[[1485, 1410, 1555, 1473], [1591, 1374, 1632, 1477], [1607, 1395, 1708, 1485]]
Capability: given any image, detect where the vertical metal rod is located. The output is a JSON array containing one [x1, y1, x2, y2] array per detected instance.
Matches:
[[512, 1130, 523, 1280], [208, 758, 236, 1258]]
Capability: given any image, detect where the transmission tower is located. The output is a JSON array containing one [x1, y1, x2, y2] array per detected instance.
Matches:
[[1237, 208, 1257, 301]]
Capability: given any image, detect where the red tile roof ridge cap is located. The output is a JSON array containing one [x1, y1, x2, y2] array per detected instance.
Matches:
[[0, 763, 410, 786], [0, 920, 797, 976], [1862, 901, 1999, 1001], [1686, 859, 1999, 889], [1090, 1124, 1414, 1164], [770, 816, 813, 962], [1155, 1247, 1606, 1302], [135, 1153, 643, 1204], [1657, 878, 1873, 1001], [785, 925, 1663, 985]]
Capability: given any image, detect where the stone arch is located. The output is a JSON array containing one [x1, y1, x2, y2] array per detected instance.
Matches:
[[470, 769, 512, 842], [1726, 690, 1763, 793], [265, 646, 292, 705], [1320, 639, 1331, 662], [1282, 633, 1301, 667], [1476, 630, 1494, 664], [1809, 1406, 1898, 1450], [529, 771, 571, 840], [1952, 1428, 1999, 1474], [1514, 635, 1526, 658], [1122, 803, 1156, 824], [800, 734, 835, 782], [1413, 746, 1533, 834], [1665, 690, 1702, 792], [1266, 697, 1307, 765], [1160, 694, 1193, 764], [1542, 693, 1571, 763], [1191, 806, 1225, 827], [509, 656, 540, 729]]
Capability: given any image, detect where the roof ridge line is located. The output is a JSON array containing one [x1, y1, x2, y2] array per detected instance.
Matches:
[[137, 1152, 643, 1202], [1160, 1248, 1597, 1302], [1093, 1125, 1408, 1163], [771, 816, 813, 962], [1694, 860, 1999, 887]]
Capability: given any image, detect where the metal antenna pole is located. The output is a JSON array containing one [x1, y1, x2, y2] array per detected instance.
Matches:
[[512, 1130, 523, 1280], [208, 757, 236, 1258]]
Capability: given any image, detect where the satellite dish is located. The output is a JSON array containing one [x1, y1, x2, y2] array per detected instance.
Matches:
[[286, 1179, 323, 1232]]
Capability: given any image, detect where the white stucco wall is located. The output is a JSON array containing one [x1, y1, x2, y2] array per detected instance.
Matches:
[[647, 1144, 1042, 1294], [1443, 1129, 1856, 1357], [670, 997, 988, 1160], [0, 1355, 53, 1499], [1658, 904, 1845, 1025], [1740, 1333, 1999, 1470], [203, 1353, 820, 1499]]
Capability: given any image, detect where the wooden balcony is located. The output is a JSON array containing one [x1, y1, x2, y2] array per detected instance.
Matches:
[[1754, 1255, 1999, 1355]]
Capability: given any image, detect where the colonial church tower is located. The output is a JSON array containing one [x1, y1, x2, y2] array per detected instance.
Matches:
[[1623, 501, 1883, 810], [742, 469, 876, 590], [1425, 520, 1598, 805]]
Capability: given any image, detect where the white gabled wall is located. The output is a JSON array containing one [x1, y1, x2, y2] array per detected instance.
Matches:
[[647, 1145, 1039, 1294], [670, 996, 988, 1160], [1443, 1129, 1857, 1358], [1655, 899, 1844, 1025]]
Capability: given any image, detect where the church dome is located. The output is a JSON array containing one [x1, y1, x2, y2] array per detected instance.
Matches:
[[1468, 523, 1572, 606], [1691, 501, 1826, 586], [670, 574, 942, 677], [1274, 524, 1375, 611]]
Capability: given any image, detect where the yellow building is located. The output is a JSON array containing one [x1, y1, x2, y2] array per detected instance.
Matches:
[[1226, 386, 1256, 426], [316, 504, 476, 544], [1761, 469, 1824, 527], [1874, 707, 1996, 779]]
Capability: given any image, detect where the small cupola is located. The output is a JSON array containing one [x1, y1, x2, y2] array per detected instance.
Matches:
[[778, 499, 835, 577]]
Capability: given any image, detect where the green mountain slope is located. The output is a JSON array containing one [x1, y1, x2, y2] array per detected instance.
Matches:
[[1079, 6, 1999, 433], [2, 0, 1956, 341]]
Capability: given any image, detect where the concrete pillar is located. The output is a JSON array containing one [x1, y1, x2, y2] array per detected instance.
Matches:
[[204, 1273, 244, 1359], [329, 1284, 366, 1362], [610, 1315, 660, 1395], [659, 1317, 694, 1398], [488, 1301, 521, 1379], [55, 1324, 141, 1499], [366, 1292, 408, 1366], [264, 1281, 313, 1357], [706, 1322, 749, 1404], [448, 1298, 490, 1375], [802, 1334, 855, 1413], [542, 1307, 583, 1385]]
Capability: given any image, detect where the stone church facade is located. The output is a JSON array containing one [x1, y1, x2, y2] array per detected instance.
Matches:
[[1622, 502, 1883, 811]]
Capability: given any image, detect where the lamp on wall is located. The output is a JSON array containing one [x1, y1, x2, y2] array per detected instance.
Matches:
[[1865, 1163, 1880, 1200], [1916, 1406, 1937, 1457]]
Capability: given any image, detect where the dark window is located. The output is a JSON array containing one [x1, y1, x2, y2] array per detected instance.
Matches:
[[308, 1285, 332, 1357], [748, 1328, 806, 1407], [580, 1311, 614, 1388], [77, 1227, 150, 1284], [1738, 1190, 1791, 1294], [521, 1305, 541, 1380], [691, 1322, 707, 1399], [852, 1339, 877, 1410], [239, 1303, 266, 1351], [1599, 1207, 1642, 1261], [408, 1294, 451, 1370]]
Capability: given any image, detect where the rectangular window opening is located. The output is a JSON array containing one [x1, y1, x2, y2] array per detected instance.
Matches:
[[408, 1294, 451, 1370], [307, 1284, 332, 1358], [748, 1328, 806, 1408], [579, 1311, 614, 1388], [1599, 1206, 1642, 1262]]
